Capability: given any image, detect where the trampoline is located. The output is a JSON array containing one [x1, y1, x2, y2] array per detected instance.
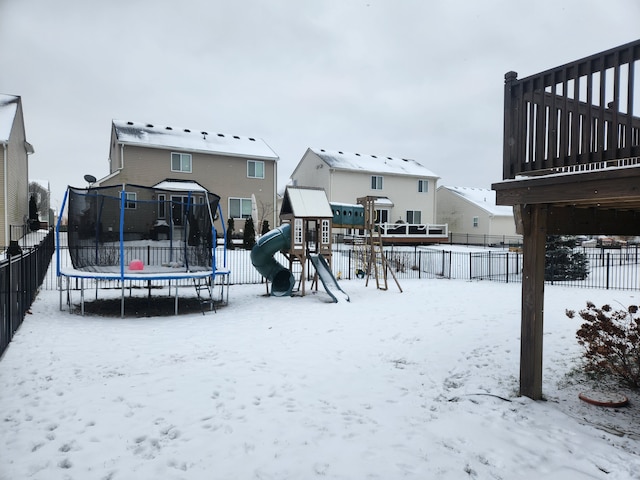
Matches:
[[56, 182, 230, 316]]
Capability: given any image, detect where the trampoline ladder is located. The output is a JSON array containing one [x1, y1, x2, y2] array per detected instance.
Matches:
[[193, 277, 215, 314]]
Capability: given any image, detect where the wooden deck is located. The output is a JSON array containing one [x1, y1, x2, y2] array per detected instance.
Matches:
[[492, 39, 640, 399]]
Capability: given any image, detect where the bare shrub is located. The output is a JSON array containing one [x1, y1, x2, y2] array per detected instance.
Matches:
[[566, 302, 640, 388]]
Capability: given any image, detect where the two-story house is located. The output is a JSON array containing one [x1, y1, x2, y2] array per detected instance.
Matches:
[[437, 186, 520, 242], [290, 148, 440, 227], [97, 120, 279, 236], [0, 94, 34, 245]]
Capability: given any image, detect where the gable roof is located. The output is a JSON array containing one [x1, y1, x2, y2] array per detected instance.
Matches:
[[0, 94, 19, 143], [308, 147, 438, 178], [112, 119, 279, 160], [280, 186, 333, 218], [439, 186, 513, 216]]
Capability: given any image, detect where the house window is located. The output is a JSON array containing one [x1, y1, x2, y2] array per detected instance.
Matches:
[[171, 152, 192, 173], [229, 197, 252, 219], [157, 194, 166, 218], [124, 192, 136, 209], [406, 210, 421, 224], [371, 175, 383, 190], [247, 160, 264, 179], [473, 216, 479, 228], [418, 179, 429, 193]]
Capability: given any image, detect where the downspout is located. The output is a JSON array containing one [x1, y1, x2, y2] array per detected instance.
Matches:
[[120, 143, 124, 170], [3, 143, 7, 245], [273, 158, 277, 227]]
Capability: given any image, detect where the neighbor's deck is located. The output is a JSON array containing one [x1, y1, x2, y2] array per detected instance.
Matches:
[[341, 222, 449, 246]]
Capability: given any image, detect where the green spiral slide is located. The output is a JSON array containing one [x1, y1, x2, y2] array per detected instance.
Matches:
[[250, 223, 296, 296]]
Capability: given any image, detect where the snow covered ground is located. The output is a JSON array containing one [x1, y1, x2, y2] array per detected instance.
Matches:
[[1, 278, 639, 479]]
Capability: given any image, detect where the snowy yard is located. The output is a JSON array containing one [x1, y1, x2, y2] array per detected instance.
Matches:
[[0, 278, 639, 479]]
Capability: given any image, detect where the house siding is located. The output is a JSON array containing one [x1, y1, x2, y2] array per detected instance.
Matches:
[[436, 187, 517, 237], [104, 141, 277, 233], [1, 99, 30, 244], [290, 150, 331, 195], [291, 150, 438, 224]]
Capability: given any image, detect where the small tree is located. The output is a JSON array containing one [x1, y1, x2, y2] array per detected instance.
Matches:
[[226, 218, 235, 250], [28, 195, 40, 231], [243, 217, 256, 250], [545, 235, 588, 281], [261, 220, 270, 235], [566, 302, 640, 388]]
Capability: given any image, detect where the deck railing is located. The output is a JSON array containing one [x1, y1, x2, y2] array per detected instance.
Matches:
[[503, 39, 640, 179], [376, 222, 448, 237]]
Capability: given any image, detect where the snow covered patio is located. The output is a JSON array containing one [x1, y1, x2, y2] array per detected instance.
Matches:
[[0, 279, 639, 479]]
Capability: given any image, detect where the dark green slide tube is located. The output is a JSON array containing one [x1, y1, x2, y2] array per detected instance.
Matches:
[[250, 223, 295, 296]]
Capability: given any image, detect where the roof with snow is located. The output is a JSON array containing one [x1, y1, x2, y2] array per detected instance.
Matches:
[[440, 186, 514, 216], [280, 186, 333, 218], [0, 94, 19, 143], [309, 147, 438, 178], [112, 120, 279, 160], [152, 180, 208, 193]]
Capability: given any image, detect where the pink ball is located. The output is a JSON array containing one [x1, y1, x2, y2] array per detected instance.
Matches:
[[129, 259, 144, 271]]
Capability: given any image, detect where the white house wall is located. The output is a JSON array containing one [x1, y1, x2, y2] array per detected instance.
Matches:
[[290, 150, 331, 194], [437, 187, 518, 237], [487, 213, 517, 237], [292, 150, 438, 224], [4, 102, 29, 244]]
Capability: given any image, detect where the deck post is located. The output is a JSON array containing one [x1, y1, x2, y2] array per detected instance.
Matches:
[[519, 204, 547, 399]]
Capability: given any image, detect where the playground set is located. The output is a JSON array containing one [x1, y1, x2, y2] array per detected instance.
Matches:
[[250, 187, 402, 302]]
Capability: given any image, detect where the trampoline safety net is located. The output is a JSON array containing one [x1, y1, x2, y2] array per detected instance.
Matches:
[[66, 184, 221, 273]]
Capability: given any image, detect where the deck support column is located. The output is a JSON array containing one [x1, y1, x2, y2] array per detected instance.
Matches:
[[519, 204, 547, 400]]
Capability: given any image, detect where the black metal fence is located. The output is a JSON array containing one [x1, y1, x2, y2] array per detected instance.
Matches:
[[0, 229, 55, 358], [446, 233, 522, 248], [40, 243, 640, 292]]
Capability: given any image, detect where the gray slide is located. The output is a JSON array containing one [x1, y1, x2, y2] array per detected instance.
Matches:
[[309, 254, 350, 303]]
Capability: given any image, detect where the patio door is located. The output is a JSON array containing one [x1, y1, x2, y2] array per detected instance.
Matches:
[[375, 209, 389, 224]]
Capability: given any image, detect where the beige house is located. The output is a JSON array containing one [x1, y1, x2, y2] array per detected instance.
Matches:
[[437, 186, 519, 239], [97, 120, 279, 234], [290, 148, 440, 226], [0, 94, 34, 245]]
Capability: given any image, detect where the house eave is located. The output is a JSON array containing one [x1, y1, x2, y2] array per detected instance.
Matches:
[[115, 140, 279, 162]]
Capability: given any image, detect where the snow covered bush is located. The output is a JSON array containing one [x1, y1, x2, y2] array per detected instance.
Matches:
[[566, 302, 640, 388]]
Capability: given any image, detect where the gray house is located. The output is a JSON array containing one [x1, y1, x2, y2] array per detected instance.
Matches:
[[97, 120, 279, 234]]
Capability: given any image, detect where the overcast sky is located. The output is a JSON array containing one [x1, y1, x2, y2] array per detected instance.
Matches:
[[1, 0, 639, 209]]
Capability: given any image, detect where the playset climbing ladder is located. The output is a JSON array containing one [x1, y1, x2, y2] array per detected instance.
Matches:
[[357, 196, 402, 292]]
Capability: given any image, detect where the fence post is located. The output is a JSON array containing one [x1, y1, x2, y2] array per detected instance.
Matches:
[[418, 251, 421, 279], [606, 253, 610, 290], [448, 251, 452, 279], [506, 252, 509, 283], [469, 252, 472, 279]]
